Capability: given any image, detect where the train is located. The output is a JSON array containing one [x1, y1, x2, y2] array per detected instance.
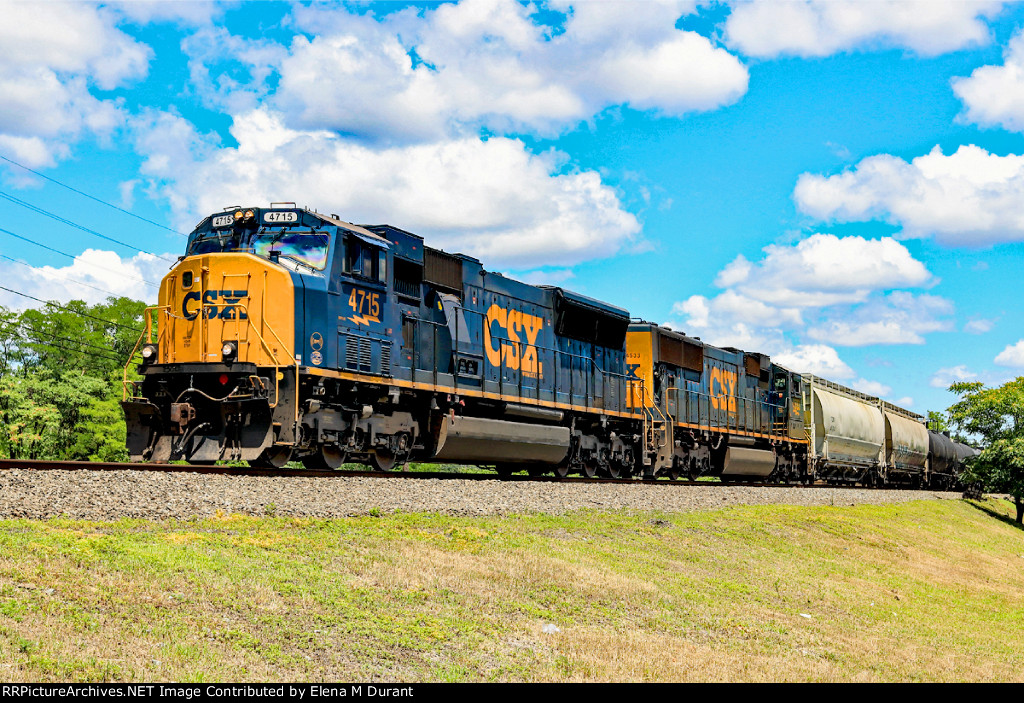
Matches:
[[121, 204, 978, 487]]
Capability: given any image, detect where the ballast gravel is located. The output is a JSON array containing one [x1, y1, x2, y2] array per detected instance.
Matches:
[[0, 469, 959, 521]]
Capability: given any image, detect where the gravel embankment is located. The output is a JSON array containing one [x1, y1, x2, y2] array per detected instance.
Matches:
[[0, 469, 960, 521]]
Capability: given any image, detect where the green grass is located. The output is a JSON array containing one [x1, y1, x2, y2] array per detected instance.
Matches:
[[0, 498, 1020, 681]]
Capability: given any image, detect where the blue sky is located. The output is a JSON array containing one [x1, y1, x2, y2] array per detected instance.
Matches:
[[2, 0, 1024, 417]]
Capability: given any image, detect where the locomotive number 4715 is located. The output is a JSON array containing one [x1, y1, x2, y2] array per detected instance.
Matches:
[[347, 287, 381, 326]]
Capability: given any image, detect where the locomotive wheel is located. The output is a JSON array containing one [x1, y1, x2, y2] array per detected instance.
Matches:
[[553, 464, 570, 479], [302, 444, 345, 470], [668, 462, 682, 481], [249, 445, 293, 469], [602, 464, 622, 479], [369, 448, 398, 472], [581, 459, 598, 479]]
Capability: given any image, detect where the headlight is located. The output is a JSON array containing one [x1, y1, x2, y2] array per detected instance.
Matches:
[[141, 344, 157, 363], [222, 341, 237, 360]]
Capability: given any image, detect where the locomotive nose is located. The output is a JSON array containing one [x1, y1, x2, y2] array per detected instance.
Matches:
[[157, 252, 295, 367]]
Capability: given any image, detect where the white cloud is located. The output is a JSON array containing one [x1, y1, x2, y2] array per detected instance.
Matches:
[[0, 1, 150, 168], [964, 317, 995, 334], [995, 340, 1024, 367], [266, 0, 747, 143], [109, 0, 227, 27], [725, 0, 1003, 58], [953, 30, 1024, 132], [773, 344, 854, 379], [182, 26, 285, 112], [717, 234, 933, 308], [0, 249, 170, 309], [930, 364, 978, 388], [851, 378, 892, 397], [134, 109, 640, 270], [512, 269, 576, 286], [795, 145, 1024, 246], [807, 292, 954, 346]]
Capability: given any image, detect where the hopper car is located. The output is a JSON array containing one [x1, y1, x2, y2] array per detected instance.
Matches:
[[121, 205, 977, 486]]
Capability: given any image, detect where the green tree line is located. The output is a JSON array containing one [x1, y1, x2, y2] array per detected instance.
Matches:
[[0, 297, 147, 462]]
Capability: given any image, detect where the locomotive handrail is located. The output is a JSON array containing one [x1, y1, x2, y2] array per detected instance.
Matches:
[[122, 305, 169, 401], [122, 301, 300, 443], [663, 385, 787, 441], [404, 312, 637, 414]]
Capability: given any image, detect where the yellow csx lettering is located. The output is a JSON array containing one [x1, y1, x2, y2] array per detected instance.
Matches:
[[484, 304, 543, 376], [710, 366, 738, 413]]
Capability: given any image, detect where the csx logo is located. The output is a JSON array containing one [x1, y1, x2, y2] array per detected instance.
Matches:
[[182, 290, 248, 320], [710, 366, 738, 413], [484, 304, 543, 376]]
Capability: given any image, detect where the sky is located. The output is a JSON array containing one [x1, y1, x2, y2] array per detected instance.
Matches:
[[1, 0, 1023, 417]]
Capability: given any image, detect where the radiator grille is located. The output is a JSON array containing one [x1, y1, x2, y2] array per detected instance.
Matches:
[[381, 342, 391, 376]]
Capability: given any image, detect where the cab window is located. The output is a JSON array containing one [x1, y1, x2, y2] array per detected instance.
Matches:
[[344, 237, 387, 283]]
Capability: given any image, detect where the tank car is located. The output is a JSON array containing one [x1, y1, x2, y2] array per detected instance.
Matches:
[[122, 205, 648, 474]]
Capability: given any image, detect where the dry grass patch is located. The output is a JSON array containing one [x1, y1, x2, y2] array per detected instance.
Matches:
[[0, 498, 1020, 681]]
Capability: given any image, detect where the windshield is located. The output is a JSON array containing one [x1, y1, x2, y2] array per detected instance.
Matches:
[[187, 230, 329, 271]]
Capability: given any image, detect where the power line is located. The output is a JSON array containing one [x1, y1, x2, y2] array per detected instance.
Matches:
[[0, 225, 159, 288], [0, 285, 142, 333], [0, 153, 188, 237], [0, 319, 125, 363], [0, 190, 176, 263], [0, 253, 125, 299]]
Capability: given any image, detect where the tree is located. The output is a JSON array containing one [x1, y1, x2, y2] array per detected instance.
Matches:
[[947, 379, 1024, 524], [926, 409, 949, 434]]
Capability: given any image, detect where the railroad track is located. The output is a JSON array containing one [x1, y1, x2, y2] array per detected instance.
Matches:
[[0, 458, 957, 491]]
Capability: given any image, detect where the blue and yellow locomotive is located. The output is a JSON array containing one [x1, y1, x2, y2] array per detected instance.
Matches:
[[122, 204, 972, 485]]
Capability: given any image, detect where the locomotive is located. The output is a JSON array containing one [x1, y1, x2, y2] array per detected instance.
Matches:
[[121, 204, 977, 485]]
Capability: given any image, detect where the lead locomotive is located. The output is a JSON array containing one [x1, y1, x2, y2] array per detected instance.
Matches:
[[122, 205, 976, 484]]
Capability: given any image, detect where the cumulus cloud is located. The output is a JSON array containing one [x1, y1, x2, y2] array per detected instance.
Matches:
[[850, 378, 892, 398], [795, 145, 1024, 246], [0, 1, 150, 168], [725, 0, 1003, 58], [134, 109, 640, 269], [252, 0, 748, 143], [807, 292, 954, 346], [995, 340, 1024, 367], [964, 317, 995, 334], [0, 249, 171, 309], [715, 234, 933, 308], [669, 233, 943, 357], [772, 344, 854, 379], [953, 30, 1024, 132], [930, 364, 978, 388]]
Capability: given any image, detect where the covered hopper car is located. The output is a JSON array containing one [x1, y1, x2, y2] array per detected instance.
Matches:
[[121, 205, 976, 487]]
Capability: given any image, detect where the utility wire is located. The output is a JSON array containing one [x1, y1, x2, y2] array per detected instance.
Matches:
[[0, 225, 159, 288], [0, 319, 125, 363], [0, 153, 188, 237], [0, 285, 142, 333], [0, 253, 124, 299], [0, 190, 176, 263]]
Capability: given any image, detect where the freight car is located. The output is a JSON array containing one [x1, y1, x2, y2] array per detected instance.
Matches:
[[121, 204, 976, 487]]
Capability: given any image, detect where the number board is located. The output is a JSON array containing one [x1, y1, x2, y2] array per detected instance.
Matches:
[[264, 211, 298, 224], [342, 285, 383, 329], [212, 215, 233, 228]]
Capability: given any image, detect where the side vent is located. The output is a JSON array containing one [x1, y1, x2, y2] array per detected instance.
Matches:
[[424, 247, 462, 294]]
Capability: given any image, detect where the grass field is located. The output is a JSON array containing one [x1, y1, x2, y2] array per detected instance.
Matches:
[[0, 497, 1020, 682]]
